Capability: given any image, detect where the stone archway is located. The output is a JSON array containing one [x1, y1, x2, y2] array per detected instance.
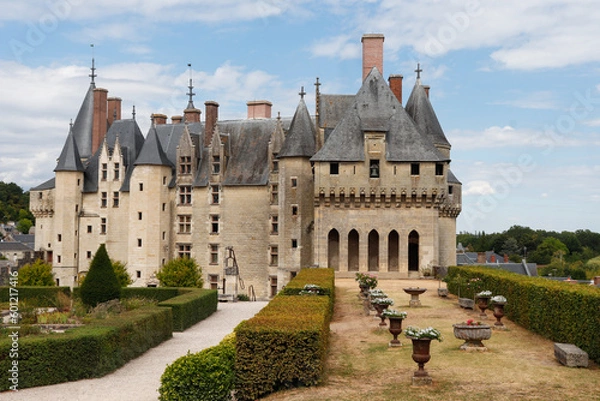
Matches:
[[328, 229, 340, 271], [388, 230, 399, 272], [348, 229, 359, 271], [368, 230, 379, 271], [408, 230, 419, 272]]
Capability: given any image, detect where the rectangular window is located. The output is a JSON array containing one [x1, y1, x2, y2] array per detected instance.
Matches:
[[180, 156, 192, 174], [101, 192, 107, 208], [178, 244, 191, 258], [101, 218, 106, 234], [212, 155, 221, 174], [435, 163, 444, 176], [114, 163, 120, 180], [330, 162, 339, 175], [211, 185, 220, 204], [57, 255, 61, 263], [138, 212, 143, 220], [292, 205, 298, 216], [57, 234, 62, 242], [139, 182, 144, 191], [178, 215, 191, 233], [101, 163, 107, 180], [87, 251, 92, 259], [449, 185, 454, 195], [209, 274, 219, 290], [137, 238, 142, 247], [270, 184, 278, 204], [179, 185, 192, 205], [291, 239, 298, 248], [270, 275, 278, 297], [210, 215, 219, 234], [87, 225, 92, 233], [162, 203, 166, 211], [291, 177, 297, 187], [136, 270, 142, 279], [272, 160, 279, 172], [113, 191, 119, 207], [210, 244, 219, 264], [271, 215, 278, 234], [270, 246, 278, 266], [411, 163, 420, 176]]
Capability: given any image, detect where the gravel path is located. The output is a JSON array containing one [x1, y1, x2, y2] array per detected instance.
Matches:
[[2, 301, 268, 401]]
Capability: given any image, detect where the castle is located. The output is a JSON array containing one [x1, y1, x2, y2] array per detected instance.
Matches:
[[30, 34, 462, 300]]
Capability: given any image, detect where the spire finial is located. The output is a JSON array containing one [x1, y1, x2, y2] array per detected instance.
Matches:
[[69, 119, 73, 129], [299, 86, 306, 99], [89, 44, 97, 85], [314, 77, 321, 93], [277, 111, 281, 121], [132, 105, 136, 120], [415, 63, 422, 80], [186, 63, 195, 109]]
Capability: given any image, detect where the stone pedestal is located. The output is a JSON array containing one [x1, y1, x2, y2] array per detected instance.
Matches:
[[411, 376, 432, 386]]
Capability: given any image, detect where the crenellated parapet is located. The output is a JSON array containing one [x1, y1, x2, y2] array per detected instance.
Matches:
[[315, 185, 448, 209], [29, 189, 55, 218]]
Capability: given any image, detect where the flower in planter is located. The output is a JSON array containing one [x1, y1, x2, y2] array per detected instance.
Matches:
[[368, 288, 386, 298], [404, 326, 443, 341], [464, 319, 484, 326], [476, 290, 492, 298], [490, 295, 507, 304], [371, 297, 394, 306], [355, 272, 378, 289], [299, 284, 325, 295], [381, 309, 407, 319]]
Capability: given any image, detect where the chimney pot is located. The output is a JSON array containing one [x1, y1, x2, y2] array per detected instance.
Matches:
[[184, 108, 201, 123], [107, 97, 122, 127], [361, 33, 384, 81], [151, 113, 168, 125], [92, 88, 108, 155], [171, 115, 183, 124], [247, 100, 272, 119], [388, 74, 403, 105]]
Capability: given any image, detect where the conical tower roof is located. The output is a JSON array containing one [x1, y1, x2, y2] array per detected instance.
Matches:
[[134, 127, 173, 167], [70, 82, 95, 159], [405, 80, 451, 150], [278, 98, 316, 158], [55, 125, 85, 172]]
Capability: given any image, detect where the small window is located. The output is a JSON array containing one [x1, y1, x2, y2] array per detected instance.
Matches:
[[178, 244, 191, 258], [435, 163, 444, 176], [113, 192, 119, 207], [87, 251, 92, 259], [291, 239, 298, 249], [163, 176, 167, 185], [101, 192, 107, 208], [57, 234, 62, 242], [369, 160, 380, 178], [179, 185, 192, 205], [330, 162, 339, 175], [179, 215, 191, 234], [114, 163, 120, 180], [270, 246, 278, 266], [101, 218, 106, 234], [38, 192, 42, 199], [211, 185, 220, 204], [136, 270, 142, 279], [101, 163, 108, 180], [271, 184, 278, 204], [180, 156, 192, 174], [272, 160, 279, 172], [411, 163, 420, 176], [87, 225, 92, 233], [162, 203, 166, 211], [57, 255, 61, 263], [291, 177, 297, 187], [138, 212, 143, 220], [292, 205, 298, 215], [210, 215, 219, 234], [209, 274, 219, 290], [139, 182, 144, 191], [449, 185, 454, 195], [210, 244, 219, 264], [271, 215, 278, 234], [212, 156, 221, 174], [137, 238, 142, 247]]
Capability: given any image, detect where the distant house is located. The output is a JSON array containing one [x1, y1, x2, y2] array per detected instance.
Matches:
[[456, 243, 537, 276]]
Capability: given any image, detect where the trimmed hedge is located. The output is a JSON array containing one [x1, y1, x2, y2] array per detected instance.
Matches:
[[235, 268, 334, 401], [281, 268, 336, 305], [446, 265, 600, 363], [0, 286, 71, 307], [159, 334, 236, 401], [0, 305, 173, 391], [159, 289, 218, 332], [121, 287, 181, 302]]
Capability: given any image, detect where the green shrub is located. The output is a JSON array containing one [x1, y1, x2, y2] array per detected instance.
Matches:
[[0, 286, 71, 307], [159, 334, 236, 401], [121, 287, 180, 302], [157, 257, 204, 288], [80, 244, 121, 307], [158, 289, 217, 332], [16, 259, 55, 286], [112, 260, 132, 287]]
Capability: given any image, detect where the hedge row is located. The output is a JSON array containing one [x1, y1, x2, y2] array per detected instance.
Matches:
[[0, 286, 71, 307], [281, 267, 336, 307], [446, 265, 600, 363], [158, 289, 218, 332], [122, 287, 181, 302], [0, 305, 173, 391], [234, 268, 334, 401]]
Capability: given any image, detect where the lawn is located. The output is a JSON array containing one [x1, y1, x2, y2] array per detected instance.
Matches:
[[261, 278, 598, 401]]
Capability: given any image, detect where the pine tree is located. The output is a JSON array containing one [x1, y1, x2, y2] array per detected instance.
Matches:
[[80, 244, 121, 307]]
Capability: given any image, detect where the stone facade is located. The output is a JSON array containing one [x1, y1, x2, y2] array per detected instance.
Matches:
[[30, 34, 461, 299]]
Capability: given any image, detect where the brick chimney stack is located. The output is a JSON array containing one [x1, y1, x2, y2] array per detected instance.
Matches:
[[171, 115, 183, 124], [362, 33, 384, 81], [477, 252, 486, 264], [151, 113, 167, 125], [204, 101, 219, 147], [388, 74, 403, 104], [247, 100, 272, 119], [92, 88, 108, 155], [184, 107, 201, 123], [107, 97, 122, 127]]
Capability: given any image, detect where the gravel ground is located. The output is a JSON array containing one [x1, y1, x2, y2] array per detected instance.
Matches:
[[2, 300, 268, 401]]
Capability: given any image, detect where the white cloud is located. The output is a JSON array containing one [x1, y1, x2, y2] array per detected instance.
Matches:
[[463, 180, 495, 196], [310, 35, 360, 60], [494, 90, 558, 110]]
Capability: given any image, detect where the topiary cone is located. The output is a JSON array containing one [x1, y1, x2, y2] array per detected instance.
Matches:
[[80, 244, 121, 307]]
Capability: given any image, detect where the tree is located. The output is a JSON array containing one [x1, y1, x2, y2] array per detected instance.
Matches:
[[16, 218, 33, 234], [18, 259, 55, 286], [501, 237, 521, 257], [112, 260, 132, 287], [80, 244, 121, 307], [156, 257, 204, 288], [529, 237, 569, 265]]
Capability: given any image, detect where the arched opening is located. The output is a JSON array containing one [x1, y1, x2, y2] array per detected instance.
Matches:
[[328, 229, 340, 271], [388, 230, 399, 272], [408, 230, 419, 271], [348, 229, 359, 271], [368, 230, 379, 271]]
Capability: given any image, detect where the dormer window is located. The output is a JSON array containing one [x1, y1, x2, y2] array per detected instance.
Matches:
[[212, 156, 221, 174], [101, 163, 108, 180], [180, 156, 192, 174], [114, 163, 120, 180]]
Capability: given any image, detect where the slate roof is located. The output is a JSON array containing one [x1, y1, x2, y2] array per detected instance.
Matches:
[[448, 169, 461, 184], [31, 177, 55, 191], [134, 127, 174, 167], [312, 68, 447, 163], [70, 83, 95, 159], [55, 127, 85, 172], [405, 80, 451, 149], [278, 98, 316, 158], [0, 241, 34, 252]]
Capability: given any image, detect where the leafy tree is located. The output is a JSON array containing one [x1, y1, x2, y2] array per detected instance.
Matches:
[[18, 259, 55, 286], [0, 181, 34, 224], [501, 237, 521, 257], [112, 260, 132, 287], [156, 257, 204, 288], [80, 244, 121, 307], [529, 237, 569, 265], [16, 218, 33, 234]]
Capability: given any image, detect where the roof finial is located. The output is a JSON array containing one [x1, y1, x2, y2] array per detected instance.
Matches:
[[89, 44, 97, 85], [299, 86, 306, 100], [415, 63, 422, 80], [69, 119, 73, 129], [277, 111, 281, 121], [186, 63, 195, 109], [132, 105, 136, 120]]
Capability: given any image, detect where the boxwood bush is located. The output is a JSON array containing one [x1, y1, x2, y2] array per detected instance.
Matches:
[[158, 289, 217, 332], [159, 334, 236, 401], [0, 286, 71, 307], [446, 265, 600, 363]]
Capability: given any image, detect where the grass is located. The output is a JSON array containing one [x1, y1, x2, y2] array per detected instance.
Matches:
[[261, 278, 598, 401]]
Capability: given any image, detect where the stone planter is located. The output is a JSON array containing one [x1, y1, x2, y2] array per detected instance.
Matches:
[[453, 323, 492, 351], [437, 288, 448, 297], [387, 317, 404, 347], [403, 287, 427, 307], [492, 303, 506, 329], [372, 303, 390, 326], [458, 298, 474, 309], [476, 296, 490, 319], [409, 337, 433, 385]]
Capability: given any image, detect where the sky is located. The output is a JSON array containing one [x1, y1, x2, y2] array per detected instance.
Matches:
[[0, 0, 599, 234]]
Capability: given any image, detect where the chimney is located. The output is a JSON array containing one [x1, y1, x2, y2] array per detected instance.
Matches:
[[92, 88, 108, 155], [151, 113, 167, 125], [503, 254, 509, 263], [593, 276, 600, 286], [107, 97, 122, 127], [388, 74, 403, 104], [361, 33, 384, 81], [477, 252, 486, 264], [204, 101, 219, 147], [171, 115, 183, 124], [423, 85, 430, 98], [247, 100, 272, 119], [490, 254, 496, 263], [184, 107, 201, 123]]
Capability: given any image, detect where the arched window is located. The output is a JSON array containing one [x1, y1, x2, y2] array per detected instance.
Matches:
[[328, 229, 340, 271], [408, 230, 419, 272], [368, 230, 379, 271], [348, 229, 359, 271]]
